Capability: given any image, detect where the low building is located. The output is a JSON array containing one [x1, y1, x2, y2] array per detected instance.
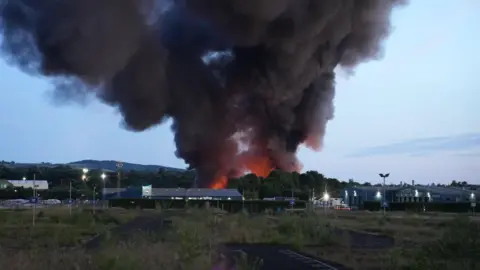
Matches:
[[395, 186, 479, 203], [343, 186, 401, 206], [343, 185, 479, 207], [0, 180, 14, 189], [6, 180, 49, 190], [104, 187, 243, 201]]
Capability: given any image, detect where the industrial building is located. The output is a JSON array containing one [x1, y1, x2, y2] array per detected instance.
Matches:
[[344, 185, 479, 207], [104, 187, 243, 201], [0, 180, 13, 189], [1, 180, 50, 190]]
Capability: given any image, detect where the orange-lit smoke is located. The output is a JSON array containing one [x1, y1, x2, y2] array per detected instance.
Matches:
[[210, 175, 228, 189], [305, 135, 322, 151], [209, 153, 273, 189], [209, 131, 316, 189]]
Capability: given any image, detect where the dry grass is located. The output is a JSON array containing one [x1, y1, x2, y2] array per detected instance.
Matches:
[[0, 207, 139, 249], [0, 207, 479, 270], [306, 210, 480, 269], [323, 210, 479, 243]]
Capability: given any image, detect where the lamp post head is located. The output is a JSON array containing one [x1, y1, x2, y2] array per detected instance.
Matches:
[[82, 168, 89, 174], [101, 173, 106, 180]]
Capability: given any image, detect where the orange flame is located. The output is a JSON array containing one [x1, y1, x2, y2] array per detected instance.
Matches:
[[210, 175, 228, 189], [209, 134, 316, 189], [209, 152, 273, 189]]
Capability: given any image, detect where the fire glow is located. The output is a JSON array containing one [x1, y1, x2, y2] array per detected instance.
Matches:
[[210, 154, 274, 189], [0, 0, 406, 190]]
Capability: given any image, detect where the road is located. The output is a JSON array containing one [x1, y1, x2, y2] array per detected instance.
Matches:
[[85, 212, 400, 269], [85, 211, 173, 250], [221, 243, 349, 270]]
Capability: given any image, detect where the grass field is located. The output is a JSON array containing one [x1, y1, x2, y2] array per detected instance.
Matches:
[[0, 207, 138, 250], [0, 207, 478, 270], [308, 210, 479, 269]]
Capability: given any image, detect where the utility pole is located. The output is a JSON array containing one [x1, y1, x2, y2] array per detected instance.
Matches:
[[101, 173, 106, 209], [379, 173, 390, 215], [291, 187, 294, 209], [93, 186, 96, 215], [32, 173, 36, 226], [324, 183, 329, 215], [116, 161, 123, 198], [69, 180, 72, 216], [311, 188, 315, 211]]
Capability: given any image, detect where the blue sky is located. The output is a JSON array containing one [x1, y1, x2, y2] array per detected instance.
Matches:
[[0, 0, 479, 184]]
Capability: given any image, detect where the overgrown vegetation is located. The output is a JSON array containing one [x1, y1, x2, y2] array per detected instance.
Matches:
[[0, 164, 357, 200], [0, 208, 478, 269]]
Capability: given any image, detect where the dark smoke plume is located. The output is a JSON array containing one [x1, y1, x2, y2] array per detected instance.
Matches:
[[0, 0, 407, 187]]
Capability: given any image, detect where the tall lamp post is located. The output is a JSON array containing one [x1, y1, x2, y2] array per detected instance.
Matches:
[[81, 168, 95, 214], [323, 190, 330, 215], [116, 161, 123, 198], [379, 173, 390, 215], [471, 192, 476, 216], [69, 179, 73, 216], [32, 173, 37, 226], [101, 173, 107, 209]]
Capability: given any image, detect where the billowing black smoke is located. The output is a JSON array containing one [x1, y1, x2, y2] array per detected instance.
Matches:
[[0, 0, 407, 187]]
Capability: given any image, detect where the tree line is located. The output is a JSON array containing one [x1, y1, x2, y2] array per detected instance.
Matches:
[[0, 164, 473, 200], [0, 165, 359, 200]]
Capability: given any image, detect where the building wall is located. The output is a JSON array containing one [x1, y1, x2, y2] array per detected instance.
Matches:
[[344, 186, 477, 205], [343, 188, 382, 206], [344, 187, 404, 206], [0, 180, 13, 189], [7, 180, 49, 190]]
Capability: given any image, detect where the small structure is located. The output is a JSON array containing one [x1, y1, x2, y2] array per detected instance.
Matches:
[[0, 180, 14, 189], [6, 180, 49, 190]]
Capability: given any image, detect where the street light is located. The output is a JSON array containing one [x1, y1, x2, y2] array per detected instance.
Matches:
[[471, 192, 476, 200], [323, 192, 330, 201], [379, 173, 390, 215], [81, 169, 97, 214], [22, 177, 26, 181], [323, 191, 330, 215], [101, 173, 107, 209], [116, 161, 123, 198]]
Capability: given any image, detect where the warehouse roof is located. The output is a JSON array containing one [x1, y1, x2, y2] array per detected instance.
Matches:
[[151, 188, 242, 197], [104, 187, 243, 199]]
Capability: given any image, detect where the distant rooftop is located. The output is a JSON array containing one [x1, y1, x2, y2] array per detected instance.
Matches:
[[104, 187, 243, 199], [349, 185, 480, 196]]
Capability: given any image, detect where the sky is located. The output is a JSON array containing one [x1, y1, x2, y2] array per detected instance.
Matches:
[[0, 0, 479, 185]]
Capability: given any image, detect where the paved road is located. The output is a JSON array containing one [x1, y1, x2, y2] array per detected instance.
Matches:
[[332, 228, 395, 249], [85, 211, 172, 250], [85, 212, 398, 269], [221, 243, 349, 270]]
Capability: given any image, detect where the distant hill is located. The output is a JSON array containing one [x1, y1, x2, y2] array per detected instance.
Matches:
[[68, 160, 185, 172], [1, 160, 185, 173]]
